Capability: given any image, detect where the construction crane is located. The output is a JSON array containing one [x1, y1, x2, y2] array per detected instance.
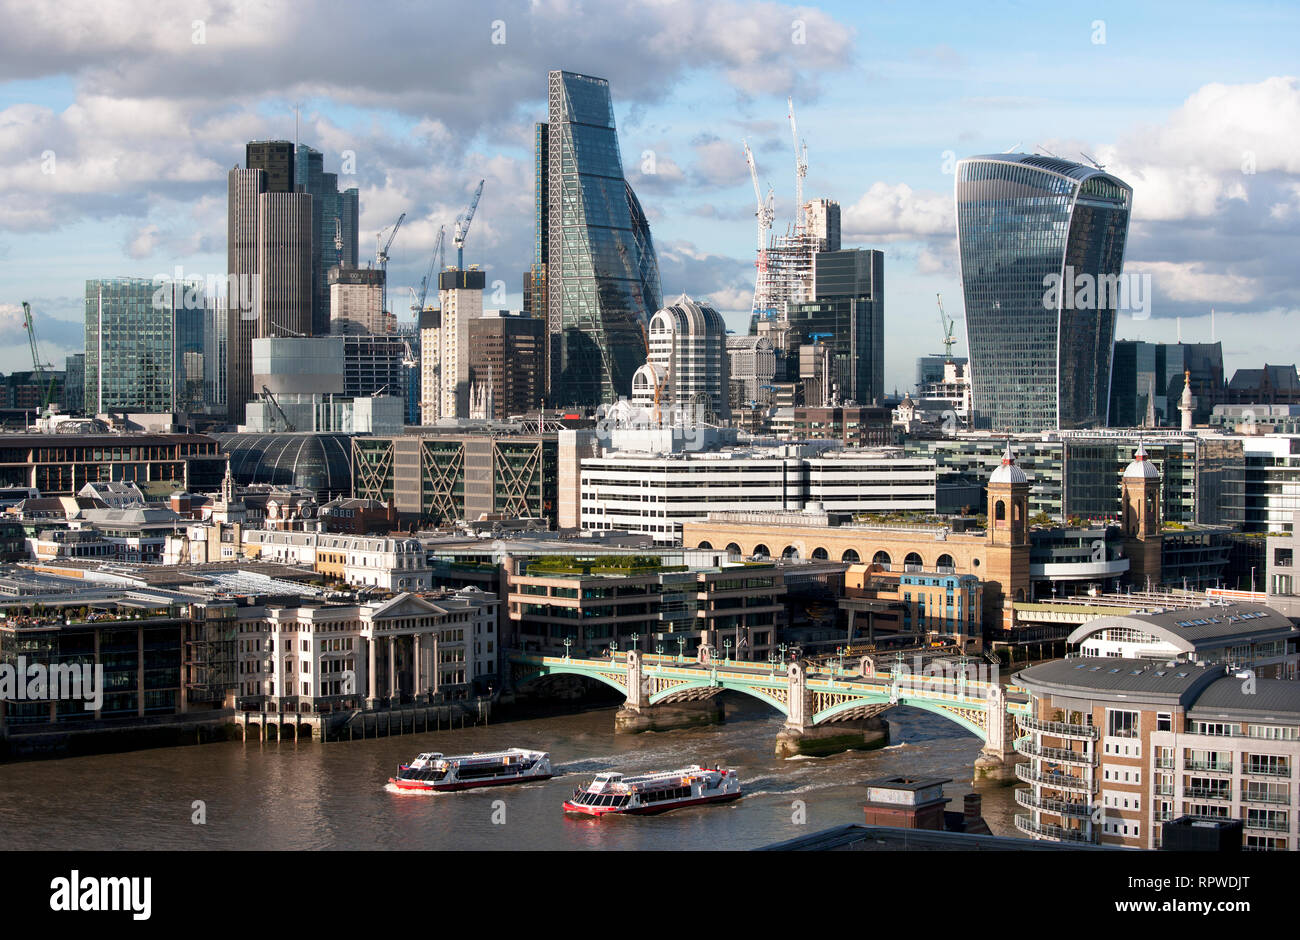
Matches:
[[411, 224, 446, 318], [375, 211, 406, 318], [787, 97, 808, 233], [21, 301, 58, 415], [936, 293, 956, 361], [261, 385, 296, 432], [743, 140, 777, 320], [452, 179, 485, 270]]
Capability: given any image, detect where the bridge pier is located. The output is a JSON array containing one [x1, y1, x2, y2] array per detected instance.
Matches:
[[614, 699, 724, 733], [970, 685, 1023, 785], [972, 748, 1021, 785], [775, 714, 889, 758]]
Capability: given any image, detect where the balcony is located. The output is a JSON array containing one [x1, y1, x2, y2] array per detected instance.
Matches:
[[1014, 789, 1093, 818], [1014, 814, 1098, 844], [1245, 817, 1290, 833], [1016, 761, 1097, 794], [1183, 786, 1233, 801], [1017, 714, 1099, 740], [1244, 791, 1290, 805], [1246, 764, 1292, 778], [1184, 760, 1233, 773], [1014, 736, 1095, 766]]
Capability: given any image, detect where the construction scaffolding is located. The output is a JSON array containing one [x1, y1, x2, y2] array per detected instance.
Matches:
[[745, 98, 823, 336]]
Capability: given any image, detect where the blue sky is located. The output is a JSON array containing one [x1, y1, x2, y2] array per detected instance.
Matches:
[[1, 0, 1297, 394]]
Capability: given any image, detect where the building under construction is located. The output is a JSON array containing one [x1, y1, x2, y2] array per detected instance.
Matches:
[[744, 99, 842, 360]]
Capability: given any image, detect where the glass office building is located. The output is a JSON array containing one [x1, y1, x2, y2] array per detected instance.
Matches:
[[84, 277, 183, 413], [955, 154, 1132, 432], [785, 249, 885, 405], [295, 144, 359, 336], [539, 70, 662, 406], [1109, 340, 1226, 428]]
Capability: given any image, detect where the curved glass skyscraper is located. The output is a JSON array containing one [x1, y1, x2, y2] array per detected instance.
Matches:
[[955, 154, 1132, 432], [538, 70, 662, 406]]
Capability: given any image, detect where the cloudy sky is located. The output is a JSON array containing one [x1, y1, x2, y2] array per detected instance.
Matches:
[[1, 0, 1297, 394]]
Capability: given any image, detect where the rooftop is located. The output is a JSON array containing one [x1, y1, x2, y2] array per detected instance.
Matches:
[[758, 824, 1114, 852], [1015, 656, 1224, 703]]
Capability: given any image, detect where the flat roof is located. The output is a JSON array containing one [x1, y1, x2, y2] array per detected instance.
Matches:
[[1186, 675, 1300, 721], [1015, 657, 1224, 703], [1066, 602, 1296, 652]]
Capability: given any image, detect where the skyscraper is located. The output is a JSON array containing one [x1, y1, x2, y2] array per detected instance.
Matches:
[[537, 70, 662, 406], [438, 269, 485, 418], [955, 154, 1132, 432], [785, 248, 885, 406], [226, 140, 314, 424], [296, 144, 360, 335]]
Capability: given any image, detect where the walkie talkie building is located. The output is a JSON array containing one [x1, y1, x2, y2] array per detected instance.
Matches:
[[955, 154, 1132, 432], [537, 70, 662, 406]]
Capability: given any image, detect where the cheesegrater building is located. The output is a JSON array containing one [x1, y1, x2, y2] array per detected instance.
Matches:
[[955, 154, 1132, 433], [535, 70, 662, 407]]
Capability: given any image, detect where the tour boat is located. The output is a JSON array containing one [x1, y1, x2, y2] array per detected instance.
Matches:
[[389, 748, 553, 792], [562, 765, 742, 816]]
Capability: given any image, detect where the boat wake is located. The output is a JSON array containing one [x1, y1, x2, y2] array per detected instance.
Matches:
[[384, 782, 439, 796]]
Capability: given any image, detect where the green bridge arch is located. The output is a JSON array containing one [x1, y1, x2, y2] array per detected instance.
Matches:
[[648, 680, 790, 716], [813, 695, 988, 740]]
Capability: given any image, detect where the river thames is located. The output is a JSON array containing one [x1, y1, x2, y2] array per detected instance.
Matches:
[[0, 699, 1018, 850]]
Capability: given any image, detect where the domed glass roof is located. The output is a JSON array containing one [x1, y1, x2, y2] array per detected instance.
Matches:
[[212, 433, 353, 499]]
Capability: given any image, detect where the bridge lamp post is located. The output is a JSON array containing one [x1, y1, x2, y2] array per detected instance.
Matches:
[[630, 632, 640, 652], [723, 638, 732, 662], [676, 635, 685, 662], [656, 643, 663, 656], [563, 636, 573, 660], [609, 641, 618, 658], [768, 650, 778, 676], [836, 646, 844, 675]]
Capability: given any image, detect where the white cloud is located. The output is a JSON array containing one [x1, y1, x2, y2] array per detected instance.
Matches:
[[841, 181, 953, 242]]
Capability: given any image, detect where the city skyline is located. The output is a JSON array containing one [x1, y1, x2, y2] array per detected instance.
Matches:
[[1, 1, 1298, 397]]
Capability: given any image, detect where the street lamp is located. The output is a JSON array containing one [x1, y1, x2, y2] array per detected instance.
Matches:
[[609, 640, 618, 658], [836, 646, 844, 674], [676, 635, 686, 662], [563, 636, 573, 660], [630, 632, 640, 652], [723, 638, 732, 662]]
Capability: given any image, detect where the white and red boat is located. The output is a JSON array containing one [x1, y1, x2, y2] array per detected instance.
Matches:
[[562, 765, 741, 816], [389, 748, 553, 792]]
